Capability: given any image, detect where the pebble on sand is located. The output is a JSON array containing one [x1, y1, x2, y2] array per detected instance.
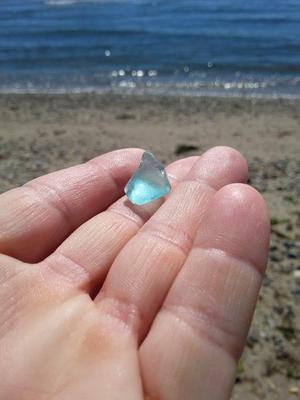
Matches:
[[289, 386, 299, 395]]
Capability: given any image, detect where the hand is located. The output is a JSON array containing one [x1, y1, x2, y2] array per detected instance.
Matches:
[[0, 147, 269, 400]]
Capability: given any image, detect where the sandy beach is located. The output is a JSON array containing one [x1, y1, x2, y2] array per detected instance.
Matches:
[[0, 93, 299, 399]]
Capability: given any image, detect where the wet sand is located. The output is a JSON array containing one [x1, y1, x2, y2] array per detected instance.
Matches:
[[0, 93, 299, 399]]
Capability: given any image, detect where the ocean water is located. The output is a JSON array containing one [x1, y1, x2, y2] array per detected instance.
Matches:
[[1, 0, 300, 97]]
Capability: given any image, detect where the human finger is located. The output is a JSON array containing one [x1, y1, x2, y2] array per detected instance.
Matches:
[[140, 184, 270, 400], [95, 147, 248, 342], [43, 156, 199, 293], [0, 148, 143, 262]]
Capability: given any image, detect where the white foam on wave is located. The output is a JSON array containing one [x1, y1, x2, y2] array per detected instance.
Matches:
[[46, 0, 145, 5], [1, 80, 300, 100]]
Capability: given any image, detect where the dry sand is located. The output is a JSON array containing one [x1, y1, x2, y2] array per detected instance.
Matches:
[[0, 93, 299, 399]]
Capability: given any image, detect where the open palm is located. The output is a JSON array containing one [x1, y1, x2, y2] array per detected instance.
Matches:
[[0, 147, 269, 400]]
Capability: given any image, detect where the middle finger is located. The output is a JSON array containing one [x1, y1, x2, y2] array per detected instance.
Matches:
[[95, 146, 248, 341]]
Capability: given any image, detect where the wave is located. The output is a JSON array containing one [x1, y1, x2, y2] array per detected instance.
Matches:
[[1, 85, 300, 100], [1, 69, 300, 99], [46, 0, 144, 5]]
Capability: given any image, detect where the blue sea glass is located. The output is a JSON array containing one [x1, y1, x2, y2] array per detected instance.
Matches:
[[125, 151, 171, 205]]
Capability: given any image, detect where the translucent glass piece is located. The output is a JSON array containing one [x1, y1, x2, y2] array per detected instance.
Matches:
[[125, 151, 171, 205]]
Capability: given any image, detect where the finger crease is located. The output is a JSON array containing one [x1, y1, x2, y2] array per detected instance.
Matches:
[[43, 253, 93, 289], [183, 178, 218, 193], [87, 159, 120, 197], [23, 181, 75, 231], [97, 294, 145, 338], [107, 208, 144, 229], [141, 223, 194, 257], [192, 246, 263, 277], [162, 303, 241, 361]]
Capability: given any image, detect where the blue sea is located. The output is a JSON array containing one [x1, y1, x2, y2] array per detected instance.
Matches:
[[1, 0, 300, 97]]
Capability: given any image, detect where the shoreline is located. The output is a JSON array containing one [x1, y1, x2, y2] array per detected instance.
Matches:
[[1, 89, 300, 101], [2, 90, 300, 100]]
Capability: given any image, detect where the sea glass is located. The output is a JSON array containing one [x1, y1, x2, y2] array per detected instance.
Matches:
[[125, 151, 171, 205]]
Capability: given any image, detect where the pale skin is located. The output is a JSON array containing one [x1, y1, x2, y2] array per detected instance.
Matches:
[[0, 146, 270, 400]]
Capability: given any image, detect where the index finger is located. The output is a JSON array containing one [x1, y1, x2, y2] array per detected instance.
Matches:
[[0, 148, 143, 263]]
